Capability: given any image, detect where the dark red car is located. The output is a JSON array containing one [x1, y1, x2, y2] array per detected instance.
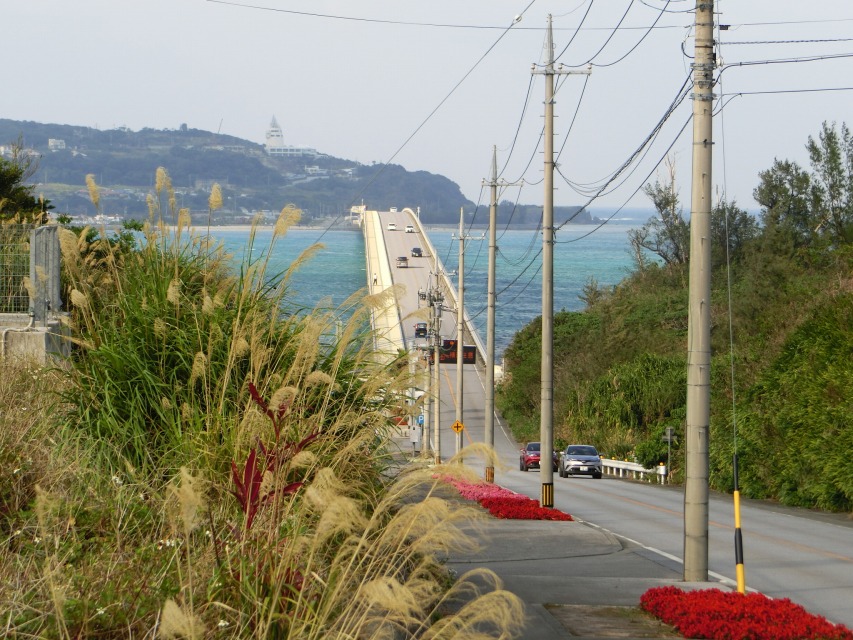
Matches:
[[519, 441, 558, 472]]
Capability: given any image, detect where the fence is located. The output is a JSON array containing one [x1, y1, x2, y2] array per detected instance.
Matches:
[[1, 224, 67, 362], [0, 224, 34, 314]]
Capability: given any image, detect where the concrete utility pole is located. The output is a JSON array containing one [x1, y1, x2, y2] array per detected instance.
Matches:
[[483, 148, 522, 483], [452, 207, 484, 457], [423, 354, 431, 459], [455, 207, 466, 456], [484, 149, 499, 483], [431, 268, 444, 465], [532, 16, 590, 507], [684, 0, 715, 582]]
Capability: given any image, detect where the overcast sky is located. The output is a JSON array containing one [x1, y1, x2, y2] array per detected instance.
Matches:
[[4, 1, 853, 214]]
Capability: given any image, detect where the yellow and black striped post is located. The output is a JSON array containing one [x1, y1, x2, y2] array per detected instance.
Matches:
[[541, 482, 554, 509], [733, 454, 746, 593]]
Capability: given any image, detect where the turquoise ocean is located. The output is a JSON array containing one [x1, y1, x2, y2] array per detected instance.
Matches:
[[210, 217, 641, 360]]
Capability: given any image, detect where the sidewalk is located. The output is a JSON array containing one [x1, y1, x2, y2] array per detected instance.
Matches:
[[444, 517, 711, 639], [389, 439, 721, 638]]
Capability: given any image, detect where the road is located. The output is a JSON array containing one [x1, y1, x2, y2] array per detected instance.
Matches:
[[369, 208, 853, 631]]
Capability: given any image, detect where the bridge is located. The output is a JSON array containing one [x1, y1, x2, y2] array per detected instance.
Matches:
[[359, 206, 519, 469]]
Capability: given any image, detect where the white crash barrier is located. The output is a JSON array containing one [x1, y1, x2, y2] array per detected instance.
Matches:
[[601, 458, 668, 484]]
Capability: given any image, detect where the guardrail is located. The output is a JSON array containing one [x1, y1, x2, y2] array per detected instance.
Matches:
[[601, 458, 668, 484], [362, 211, 405, 359]]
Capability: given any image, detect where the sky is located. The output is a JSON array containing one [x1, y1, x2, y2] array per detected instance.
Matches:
[[4, 1, 853, 214]]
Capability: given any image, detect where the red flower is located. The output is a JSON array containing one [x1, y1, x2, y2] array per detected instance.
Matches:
[[640, 587, 853, 640], [436, 477, 573, 521]]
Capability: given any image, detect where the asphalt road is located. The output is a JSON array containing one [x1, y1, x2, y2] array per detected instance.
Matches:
[[374, 209, 853, 631]]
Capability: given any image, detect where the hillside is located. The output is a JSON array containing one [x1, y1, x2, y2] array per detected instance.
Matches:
[[496, 121, 853, 512], [0, 118, 594, 226]]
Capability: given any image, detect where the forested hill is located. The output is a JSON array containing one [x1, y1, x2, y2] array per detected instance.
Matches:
[[496, 120, 853, 512], [0, 118, 592, 226]]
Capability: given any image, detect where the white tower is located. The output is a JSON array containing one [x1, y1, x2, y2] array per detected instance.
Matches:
[[265, 116, 285, 154]]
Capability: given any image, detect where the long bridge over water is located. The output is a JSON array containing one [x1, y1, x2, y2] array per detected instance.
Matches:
[[359, 206, 519, 469]]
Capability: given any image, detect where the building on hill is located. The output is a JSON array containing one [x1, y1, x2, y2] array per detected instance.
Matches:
[[265, 116, 318, 158]]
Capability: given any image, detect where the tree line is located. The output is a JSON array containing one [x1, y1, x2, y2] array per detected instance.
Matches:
[[497, 121, 853, 511]]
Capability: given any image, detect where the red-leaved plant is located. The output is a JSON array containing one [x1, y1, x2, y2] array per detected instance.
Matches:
[[230, 382, 319, 531], [441, 477, 573, 521], [640, 586, 853, 640]]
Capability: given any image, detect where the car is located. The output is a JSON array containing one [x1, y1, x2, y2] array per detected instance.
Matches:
[[387, 222, 397, 231], [390, 207, 398, 212], [405, 224, 415, 233], [414, 322, 428, 337], [558, 444, 603, 478], [519, 441, 558, 472], [411, 247, 423, 257], [396, 256, 408, 268]]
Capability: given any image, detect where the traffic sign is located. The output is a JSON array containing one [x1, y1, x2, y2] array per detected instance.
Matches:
[[451, 420, 464, 433], [417, 414, 424, 425], [428, 340, 477, 364]]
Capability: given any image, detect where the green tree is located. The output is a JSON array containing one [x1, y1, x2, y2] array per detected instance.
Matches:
[[0, 142, 51, 222], [753, 158, 816, 248], [807, 120, 853, 243], [710, 198, 759, 268], [628, 160, 689, 266]]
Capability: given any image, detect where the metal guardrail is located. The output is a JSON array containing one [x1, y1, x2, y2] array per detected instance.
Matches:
[[601, 458, 668, 484]]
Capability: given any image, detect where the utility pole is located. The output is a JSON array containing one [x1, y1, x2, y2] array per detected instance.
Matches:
[[483, 147, 522, 483], [423, 354, 431, 459], [452, 207, 484, 457], [485, 149, 498, 483], [455, 207, 466, 456], [684, 0, 715, 582], [532, 16, 590, 508], [430, 268, 444, 465]]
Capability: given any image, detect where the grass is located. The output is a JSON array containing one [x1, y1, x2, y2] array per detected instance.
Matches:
[[1, 169, 524, 638]]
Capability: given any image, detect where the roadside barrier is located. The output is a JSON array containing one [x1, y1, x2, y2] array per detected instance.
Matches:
[[601, 458, 668, 484]]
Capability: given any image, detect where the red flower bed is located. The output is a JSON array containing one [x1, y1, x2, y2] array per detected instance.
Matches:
[[641, 586, 853, 640], [439, 477, 573, 521]]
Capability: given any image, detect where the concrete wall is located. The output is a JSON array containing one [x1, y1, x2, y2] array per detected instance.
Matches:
[[0, 313, 71, 364]]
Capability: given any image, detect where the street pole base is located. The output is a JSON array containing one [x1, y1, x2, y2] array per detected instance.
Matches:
[[541, 482, 554, 508], [485, 466, 494, 483]]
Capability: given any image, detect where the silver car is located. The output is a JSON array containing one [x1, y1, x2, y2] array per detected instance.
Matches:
[[558, 444, 603, 479]]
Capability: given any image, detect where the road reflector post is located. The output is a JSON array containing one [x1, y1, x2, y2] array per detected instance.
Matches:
[[733, 453, 746, 593]]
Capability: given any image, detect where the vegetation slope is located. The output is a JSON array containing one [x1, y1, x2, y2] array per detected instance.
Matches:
[[497, 122, 853, 512]]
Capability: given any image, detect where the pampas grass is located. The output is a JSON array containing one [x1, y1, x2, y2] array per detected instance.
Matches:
[[1, 167, 525, 638]]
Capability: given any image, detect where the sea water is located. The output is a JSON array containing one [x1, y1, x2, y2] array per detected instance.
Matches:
[[426, 222, 639, 359], [209, 219, 641, 360]]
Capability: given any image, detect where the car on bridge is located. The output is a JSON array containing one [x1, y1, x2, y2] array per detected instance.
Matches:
[[414, 322, 428, 338], [558, 444, 603, 478], [411, 247, 423, 257], [405, 224, 415, 233], [387, 222, 397, 231], [396, 256, 409, 268], [519, 442, 558, 472]]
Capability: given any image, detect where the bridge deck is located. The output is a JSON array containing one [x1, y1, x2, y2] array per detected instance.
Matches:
[[361, 208, 519, 468]]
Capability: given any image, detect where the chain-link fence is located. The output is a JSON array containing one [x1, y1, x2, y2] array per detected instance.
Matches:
[[0, 224, 34, 314]]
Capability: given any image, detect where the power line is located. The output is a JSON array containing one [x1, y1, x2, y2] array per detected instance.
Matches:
[[308, 3, 536, 243], [207, 2, 853, 34]]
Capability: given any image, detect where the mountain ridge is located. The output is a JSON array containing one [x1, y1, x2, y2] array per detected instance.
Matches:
[[0, 118, 595, 225]]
